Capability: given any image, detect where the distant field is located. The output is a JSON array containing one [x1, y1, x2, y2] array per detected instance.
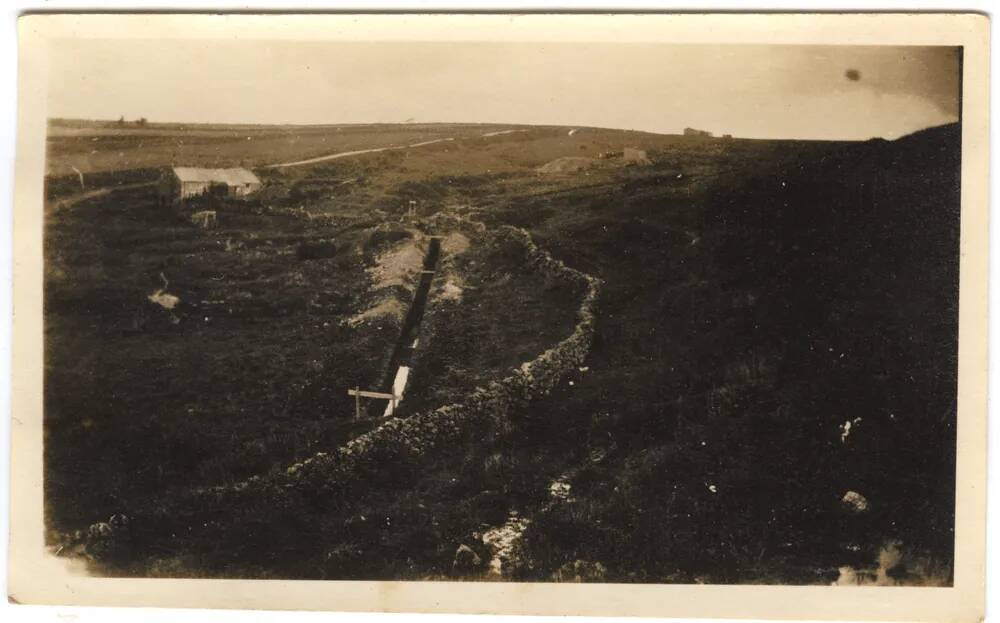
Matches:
[[46, 118, 522, 176], [47, 117, 823, 181]]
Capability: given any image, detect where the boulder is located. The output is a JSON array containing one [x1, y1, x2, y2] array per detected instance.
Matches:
[[452, 544, 483, 573], [841, 490, 870, 513], [87, 522, 113, 538]]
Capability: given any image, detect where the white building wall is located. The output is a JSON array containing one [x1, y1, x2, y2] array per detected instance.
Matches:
[[180, 181, 211, 198]]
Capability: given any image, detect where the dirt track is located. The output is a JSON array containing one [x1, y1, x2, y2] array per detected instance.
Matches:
[[262, 137, 455, 169]]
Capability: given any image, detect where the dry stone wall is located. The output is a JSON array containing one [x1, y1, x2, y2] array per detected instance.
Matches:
[[80, 213, 601, 546], [284, 214, 601, 485]]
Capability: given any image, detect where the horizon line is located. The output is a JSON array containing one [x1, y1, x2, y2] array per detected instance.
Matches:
[[46, 116, 960, 144]]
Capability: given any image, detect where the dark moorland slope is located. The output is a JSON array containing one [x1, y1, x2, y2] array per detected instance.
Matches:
[[504, 123, 960, 583], [46, 122, 960, 583]]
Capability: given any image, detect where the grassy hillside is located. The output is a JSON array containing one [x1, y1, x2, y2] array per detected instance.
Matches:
[[509, 124, 959, 583], [44, 188, 397, 532], [44, 121, 959, 583]]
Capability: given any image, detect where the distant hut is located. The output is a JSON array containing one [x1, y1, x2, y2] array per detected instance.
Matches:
[[159, 167, 262, 205], [683, 127, 713, 138], [622, 147, 652, 166]]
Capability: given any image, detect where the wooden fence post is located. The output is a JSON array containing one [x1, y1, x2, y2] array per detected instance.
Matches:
[[348, 388, 402, 419]]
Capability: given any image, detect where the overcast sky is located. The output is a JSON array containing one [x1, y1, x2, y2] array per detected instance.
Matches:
[[47, 41, 960, 140]]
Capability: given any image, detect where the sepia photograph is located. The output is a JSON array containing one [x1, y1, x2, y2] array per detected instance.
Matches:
[[8, 12, 989, 620]]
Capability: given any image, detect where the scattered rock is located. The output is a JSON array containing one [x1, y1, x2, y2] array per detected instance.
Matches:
[[831, 541, 950, 586], [438, 281, 464, 302], [549, 480, 573, 501], [88, 522, 112, 538], [452, 544, 483, 573], [148, 272, 181, 310], [841, 490, 869, 513], [482, 511, 532, 576], [148, 289, 180, 310], [552, 559, 608, 582], [840, 417, 863, 442]]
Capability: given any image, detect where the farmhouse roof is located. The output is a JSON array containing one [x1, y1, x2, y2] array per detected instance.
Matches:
[[171, 167, 261, 186]]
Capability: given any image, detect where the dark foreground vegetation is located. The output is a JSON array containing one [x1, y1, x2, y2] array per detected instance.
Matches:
[[513, 124, 959, 583], [45, 122, 959, 584], [44, 181, 420, 532]]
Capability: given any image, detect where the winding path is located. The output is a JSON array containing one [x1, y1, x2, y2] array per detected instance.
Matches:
[[261, 127, 534, 170], [262, 137, 455, 169]]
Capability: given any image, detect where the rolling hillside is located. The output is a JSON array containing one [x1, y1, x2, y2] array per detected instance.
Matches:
[[45, 120, 960, 583]]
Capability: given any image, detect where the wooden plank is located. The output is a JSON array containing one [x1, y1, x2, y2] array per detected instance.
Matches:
[[348, 389, 400, 400]]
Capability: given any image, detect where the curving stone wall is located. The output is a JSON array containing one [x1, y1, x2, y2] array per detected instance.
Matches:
[[283, 216, 600, 485], [79, 213, 601, 548]]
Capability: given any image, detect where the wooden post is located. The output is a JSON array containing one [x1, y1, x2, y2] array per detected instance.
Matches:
[[348, 388, 401, 419]]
